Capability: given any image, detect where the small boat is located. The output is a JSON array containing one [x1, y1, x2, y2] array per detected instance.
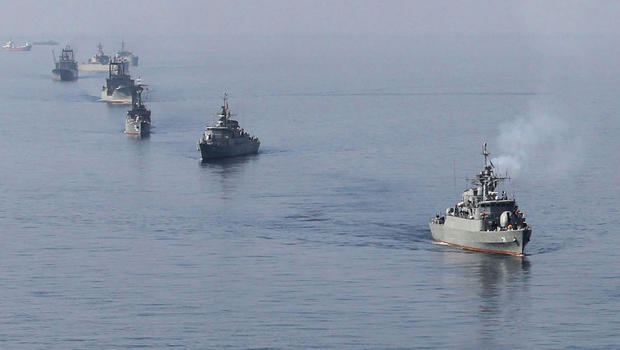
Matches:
[[79, 43, 110, 72], [52, 46, 78, 81], [125, 85, 151, 137], [3, 40, 32, 51]]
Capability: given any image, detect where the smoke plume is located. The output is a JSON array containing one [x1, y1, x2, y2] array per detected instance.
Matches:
[[491, 112, 583, 180]]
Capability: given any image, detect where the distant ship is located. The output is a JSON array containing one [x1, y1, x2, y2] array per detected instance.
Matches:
[[115, 41, 138, 66], [197, 94, 260, 161], [100, 58, 135, 103], [33, 40, 59, 46], [52, 46, 78, 81], [429, 143, 532, 256], [3, 40, 32, 51], [78, 43, 110, 72], [125, 85, 151, 137]]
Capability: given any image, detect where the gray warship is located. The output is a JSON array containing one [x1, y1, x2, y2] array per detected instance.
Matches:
[[79, 43, 110, 72], [124, 85, 150, 137], [197, 94, 260, 161], [429, 144, 532, 256], [116, 41, 139, 66]]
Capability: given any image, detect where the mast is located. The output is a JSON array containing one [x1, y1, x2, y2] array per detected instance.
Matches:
[[133, 85, 144, 107], [222, 92, 230, 119], [482, 142, 490, 167], [477, 142, 509, 200]]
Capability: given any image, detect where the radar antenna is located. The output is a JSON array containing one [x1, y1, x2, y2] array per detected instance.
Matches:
[[220, 92, 237, 118]]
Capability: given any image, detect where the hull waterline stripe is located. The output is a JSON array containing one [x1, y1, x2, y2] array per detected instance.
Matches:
[[434, 239, 524, 256]]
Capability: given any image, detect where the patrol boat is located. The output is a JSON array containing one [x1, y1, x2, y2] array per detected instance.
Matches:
[[52, 46, 78, 81], [79, 43, 110, 72], [429, 143, 532, 256], [125, 85, 151, 137], [100, 58, 134, 103], [197, 94, 260, 161]]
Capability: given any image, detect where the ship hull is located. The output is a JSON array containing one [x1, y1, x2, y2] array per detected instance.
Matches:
[[199, 140, 259, 161], [429, 221, 531, 256], [33, 41, 58, 46], [52, 68, 78, 81], [78, 63, 108, 72], [3, 47, 31, 51], [125, 119, 150, 137], [100, 86, 133, 103]]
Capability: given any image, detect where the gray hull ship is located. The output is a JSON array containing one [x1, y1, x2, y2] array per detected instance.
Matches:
[[116, 41, 139, 66], [79, 43, 110, 72], [125, 85, 150, 137], [429, 144, 532, 256], [197, 94, 260, 161]]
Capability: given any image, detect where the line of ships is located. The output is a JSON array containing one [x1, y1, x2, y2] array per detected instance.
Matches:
[[15, 41, 533, 257]]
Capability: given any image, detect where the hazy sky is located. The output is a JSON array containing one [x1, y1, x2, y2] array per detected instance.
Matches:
[[2, 0, 620, 38]]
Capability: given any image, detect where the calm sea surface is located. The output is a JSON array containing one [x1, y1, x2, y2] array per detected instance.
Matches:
[[0, 35, 619, 349]]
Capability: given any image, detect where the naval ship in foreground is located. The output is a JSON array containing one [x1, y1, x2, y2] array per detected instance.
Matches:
[[100, 58, 134, 103], [52, 46, 78, 81], [125, 85, 151, 137], [429, 144, 531, 256], [197, 94, 260, 161]]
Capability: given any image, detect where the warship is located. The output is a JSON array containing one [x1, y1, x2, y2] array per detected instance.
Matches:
[[79, 43, 110, 72], [429, 143, 531, 256], [100, 58, 135, 103], [124, 85, 151, 137], [115, 41, 139, 66], [3, 40, 32, 51], [197, 94, 260, 161], [52, 46, 78, 81]]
